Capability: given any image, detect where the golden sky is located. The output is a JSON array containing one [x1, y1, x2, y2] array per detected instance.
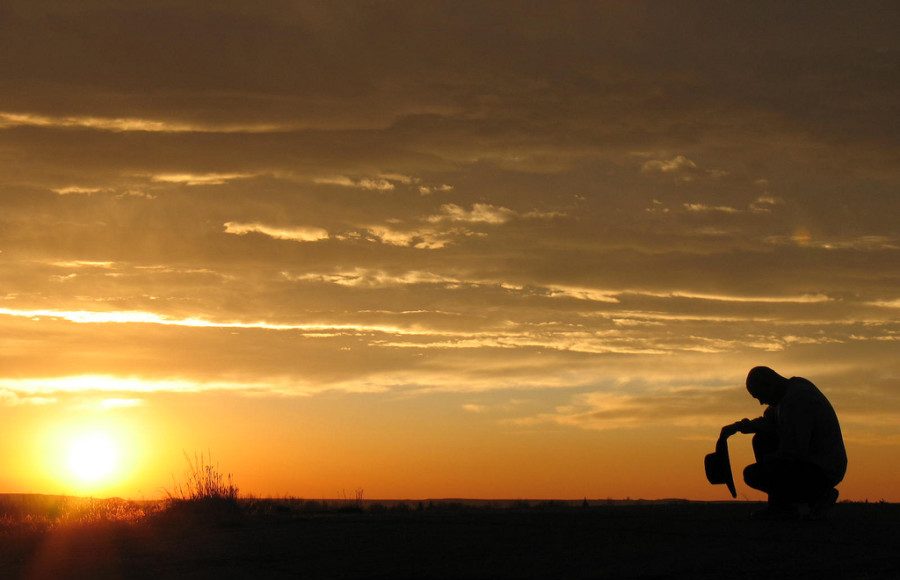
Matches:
[[1, 1, 898, 501]]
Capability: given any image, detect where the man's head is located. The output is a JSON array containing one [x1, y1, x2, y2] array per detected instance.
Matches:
[[746, 366, 789, 406]]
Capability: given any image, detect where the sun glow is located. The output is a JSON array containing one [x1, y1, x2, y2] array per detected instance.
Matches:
[[66, 431, 120, 483], [33, 419, 145, 495]]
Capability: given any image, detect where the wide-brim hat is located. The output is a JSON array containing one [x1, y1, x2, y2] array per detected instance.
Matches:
[[704, 436, 737, 498]]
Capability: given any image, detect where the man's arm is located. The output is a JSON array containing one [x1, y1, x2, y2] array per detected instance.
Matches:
[[720, 408, 776, 438], [720, 418, 754, 438]]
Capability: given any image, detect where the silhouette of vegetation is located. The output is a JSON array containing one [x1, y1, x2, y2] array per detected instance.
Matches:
[[164, 451, 239, 515], [0, 494, 156, 530], [1, 495, 897, 578]]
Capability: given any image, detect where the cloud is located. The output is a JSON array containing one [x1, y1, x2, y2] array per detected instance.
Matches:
[[630, 290, 831, 304], [0, 389, 58, 406], [361, 225, 464, 249], [0, 305, 499, 339], [283, 268, 461, 288], [223, 221, 329, 242], [313, 176, 395, 191], [50, 260, 116, 269], [0, 375, 265, 396], [683, 203, 740, 214], [764, 234, 899, 251], [641, 155, 726, 182], [153, 173, 255, 186], [0, 111, 289, 133], [418, 184, 454, 195], [51, 185, 104, 195], [546, 285, 621, 303], [377, 336, 671, 356], [544, 286, 829, 305], [506, 381, 759, 432], [115, 189, 156, 199], [645, 199, 670, 214], [280, 268, 834, 307], [426, 203, 516, 224], [0, 111, 198, 132], [378, 173, 416, 184], [749, 195, 782, 213], [642, 155, 698, 174]]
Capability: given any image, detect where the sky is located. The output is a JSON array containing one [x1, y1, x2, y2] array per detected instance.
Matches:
[[1, 1, 898, 501]]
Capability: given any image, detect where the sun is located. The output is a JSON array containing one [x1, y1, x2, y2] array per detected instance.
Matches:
[[66, 431, 121, 484]]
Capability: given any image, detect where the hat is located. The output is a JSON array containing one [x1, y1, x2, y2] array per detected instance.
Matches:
[[704, 436, 737, 498]]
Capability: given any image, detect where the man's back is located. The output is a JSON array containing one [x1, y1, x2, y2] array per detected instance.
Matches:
[[776, 377, 847, 484]]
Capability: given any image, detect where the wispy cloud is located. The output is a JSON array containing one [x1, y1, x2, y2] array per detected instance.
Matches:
[[0, 111, 289, 133], [683, 203, 740, 214], [360, 225, 467, 250], [0, 306, 448, 336], [0, 389, 58, 406], [546, 286, 829, 305], [765, 234, 898, 251], [641, 155, 726, 182], [49, 260, 116, 269], [283, 268, 460, 287], [418, 184, 454, 195], [224, 221, 329, 242], [377, 173, 415, 184], [423, 203, 564, 224], [642, 155, 698, 174], [631, 290, 831, 304], [426, 203, 516, 224], [749, 195, 782, 213], [51, 185, 104, 195], [313, 176, 395, 191], [278, 269, 832, 306], [0, 375, 263, 396], [153, 173, 255, 186], [546, 285, 621, 303], [506, 384, 753, 432]]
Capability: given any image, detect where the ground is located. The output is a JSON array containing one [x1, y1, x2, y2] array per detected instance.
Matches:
[[1, 499, 897, 579]]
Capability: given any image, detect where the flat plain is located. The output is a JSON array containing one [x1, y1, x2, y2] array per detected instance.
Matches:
[[1, 496, 897, 579]]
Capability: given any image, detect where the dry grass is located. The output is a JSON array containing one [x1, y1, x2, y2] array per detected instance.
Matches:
[[164, 451, 240, 515], [0, 494, 157, 532]]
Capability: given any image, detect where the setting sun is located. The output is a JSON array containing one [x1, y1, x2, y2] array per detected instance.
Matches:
[[23, 417, 147, 497], [66, 431, 120, 484]]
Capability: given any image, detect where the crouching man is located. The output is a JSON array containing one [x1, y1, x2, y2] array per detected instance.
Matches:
[[721, 366, 847, 519]]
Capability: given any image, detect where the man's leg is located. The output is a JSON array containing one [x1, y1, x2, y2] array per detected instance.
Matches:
[[744, 455, 832, 510], [745, 431, 798, 517], [745, 432, 781, 500]]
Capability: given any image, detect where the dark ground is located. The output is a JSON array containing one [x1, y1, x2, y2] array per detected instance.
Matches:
[[1, 500, 897, 579]]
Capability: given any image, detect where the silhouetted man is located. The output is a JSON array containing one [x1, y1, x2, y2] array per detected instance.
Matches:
[[721, 366, 847, 518]]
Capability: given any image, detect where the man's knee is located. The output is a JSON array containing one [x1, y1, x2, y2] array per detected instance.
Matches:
[[743, 463, 767, 492], [751, 432, 778, 461]]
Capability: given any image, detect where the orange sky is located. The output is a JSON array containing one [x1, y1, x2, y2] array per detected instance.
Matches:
[[1, 1, 898, 501]]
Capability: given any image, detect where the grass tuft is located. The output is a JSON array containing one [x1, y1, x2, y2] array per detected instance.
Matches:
[[165, 451, 240, 514]]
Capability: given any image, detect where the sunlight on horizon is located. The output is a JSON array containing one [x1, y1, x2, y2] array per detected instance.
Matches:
[[28, 417, 147, 497]]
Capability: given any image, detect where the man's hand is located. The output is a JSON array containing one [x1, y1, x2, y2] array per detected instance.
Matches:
[[720, 423, 739, 439], [720, 418, 754, 439]]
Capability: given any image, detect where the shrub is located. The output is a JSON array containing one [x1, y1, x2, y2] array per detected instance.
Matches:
[[166, 451, 239, 510]]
